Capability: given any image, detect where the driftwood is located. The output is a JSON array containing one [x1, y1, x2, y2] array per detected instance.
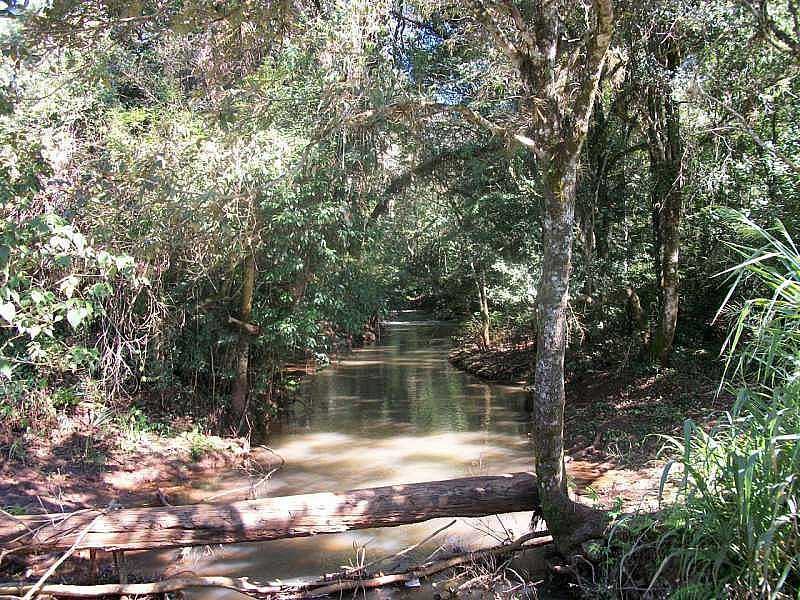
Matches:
[[0, 473, 538, 553], [0, 532, 552, 599]]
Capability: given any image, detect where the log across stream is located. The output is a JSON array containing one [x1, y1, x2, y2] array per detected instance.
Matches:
[[6, 315, 542, 597], [1, 473, 539, 553]]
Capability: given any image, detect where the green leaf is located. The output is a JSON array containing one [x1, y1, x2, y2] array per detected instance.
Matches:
[[0, 301, 16, 323], [115, 255, 134, 271], [0, 359, 12, 379], [60, 275, 80, 299], [90, 282, 112, 298], [66, 307, 87, 329]]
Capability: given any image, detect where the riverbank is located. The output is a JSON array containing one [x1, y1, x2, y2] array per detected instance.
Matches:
[[0, 419, 275, 516], [0, 316, 385, 512], [449, 338, 727, 488]]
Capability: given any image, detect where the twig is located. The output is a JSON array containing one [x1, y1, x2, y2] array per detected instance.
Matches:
[[294, 532, 553, 599], [345, 519, 457, 576], [0, 510, 33, 534], [21, 513, 103, 600], [2, 509, 99, 557], [0, 577, 277, 599], [200, 447, 284, 503]]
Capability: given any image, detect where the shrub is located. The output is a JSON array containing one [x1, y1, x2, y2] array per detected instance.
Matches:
[[654, 211, 800, 598]]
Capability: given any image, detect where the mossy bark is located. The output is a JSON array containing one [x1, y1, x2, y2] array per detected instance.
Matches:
[[531, 159, 588, 547], [466, 0, 614, 554], [645, 47, 683, 367]]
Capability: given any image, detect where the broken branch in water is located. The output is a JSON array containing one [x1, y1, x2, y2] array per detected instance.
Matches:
[[344, 518, 458, 576], [21, 515, 103, 600], [0, 531, 553, 599]]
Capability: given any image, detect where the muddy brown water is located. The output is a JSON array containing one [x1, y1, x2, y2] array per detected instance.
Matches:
[[137, 313, 552, 598]]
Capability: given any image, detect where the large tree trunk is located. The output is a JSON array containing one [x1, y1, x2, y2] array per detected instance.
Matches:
[[531, 157, 580, 541], [230, 252, 256, 424], [645, 51, 683, 366], [0, 473, 539, 553], [466, 0, 614, 554]]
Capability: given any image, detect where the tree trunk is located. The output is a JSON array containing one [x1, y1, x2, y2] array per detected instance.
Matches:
[[230, 252, 256, 424], [645, 55, 682, 366], [581, 99, 608, 298], [478, 270, 491, 349], [0, 473, 539, 553], [531, 157, 578, 542], [466, 0, 614, 554], [626, 286, 650, 348]]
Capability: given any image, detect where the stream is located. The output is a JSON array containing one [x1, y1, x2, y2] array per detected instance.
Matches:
[[138, 312, 544, 598]]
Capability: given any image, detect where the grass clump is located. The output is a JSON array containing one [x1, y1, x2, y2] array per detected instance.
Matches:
[[655, 212, 800, 598], [584, 212, 800, 599], [657, 386, 799, 598]]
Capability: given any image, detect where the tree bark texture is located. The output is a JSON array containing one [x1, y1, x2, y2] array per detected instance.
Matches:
[[645, 49, 683, 366], [230, 252, 256, 422], [518, 0, 614, 551], [531, 157, 579, 540], [0, 473, 539, 553]]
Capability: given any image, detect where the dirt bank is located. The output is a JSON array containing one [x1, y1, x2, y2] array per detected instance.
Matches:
[[0, 413, 283, 517], [449, 340, 727, 510]]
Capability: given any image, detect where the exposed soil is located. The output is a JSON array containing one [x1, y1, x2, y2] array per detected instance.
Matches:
[[449, 341, 534, 384], [0, 408, 279, 515], [450, 339, 729, 511], [0, 411, 287, 582]]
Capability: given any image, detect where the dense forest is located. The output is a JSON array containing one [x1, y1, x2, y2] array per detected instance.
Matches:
[[1, 0, 799, 598]]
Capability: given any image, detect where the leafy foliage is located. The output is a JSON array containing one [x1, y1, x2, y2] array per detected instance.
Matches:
[[0, 213, 142, 380], [655, 213, 800, 598]]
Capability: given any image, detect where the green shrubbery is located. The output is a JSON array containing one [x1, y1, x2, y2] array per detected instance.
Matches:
[[658, 384, 799, 597], [592, 213, 800, 598]]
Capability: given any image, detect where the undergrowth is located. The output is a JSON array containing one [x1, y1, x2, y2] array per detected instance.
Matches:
[[584, 212, 800, 599]]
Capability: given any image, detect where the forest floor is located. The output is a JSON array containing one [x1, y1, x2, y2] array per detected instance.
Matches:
[[449, 336, 728, 510], [0, 413, 280, 515]]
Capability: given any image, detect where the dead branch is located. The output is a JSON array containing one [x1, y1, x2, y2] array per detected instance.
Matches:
[[0, 531, 553, 599]]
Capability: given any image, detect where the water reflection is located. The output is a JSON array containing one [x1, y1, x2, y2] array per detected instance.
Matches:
[[140, 313, 539, 597]]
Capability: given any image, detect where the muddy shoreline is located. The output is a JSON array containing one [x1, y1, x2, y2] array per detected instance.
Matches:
[[447, 339, 727, 505]]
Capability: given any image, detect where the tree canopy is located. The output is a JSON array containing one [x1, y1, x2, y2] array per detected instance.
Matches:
[[2, 0, 800, 595]]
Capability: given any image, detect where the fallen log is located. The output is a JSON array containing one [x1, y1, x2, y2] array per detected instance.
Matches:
[[0, 577, 281, 598], [0, 532, 552, 599], [0, 472, 538, 553]]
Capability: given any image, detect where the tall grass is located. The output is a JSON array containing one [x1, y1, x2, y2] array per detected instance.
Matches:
[[656, 211, 800, 598]]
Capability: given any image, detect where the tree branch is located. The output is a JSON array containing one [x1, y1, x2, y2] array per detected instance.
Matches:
[[344, 100, 534, 151], [569, 0, 615, 149], [693, 80, 800, 172], [367, 140, 505, 226], [464, 0, 526, 68], [739, 0, 800, 59]]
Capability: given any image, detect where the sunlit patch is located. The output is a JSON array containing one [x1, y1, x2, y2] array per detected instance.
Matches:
[[137, 321, 542, 594]]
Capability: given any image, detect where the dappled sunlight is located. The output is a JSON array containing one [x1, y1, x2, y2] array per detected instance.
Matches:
[[134, 321, 541, 592], [334, 360, 387, 367]]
